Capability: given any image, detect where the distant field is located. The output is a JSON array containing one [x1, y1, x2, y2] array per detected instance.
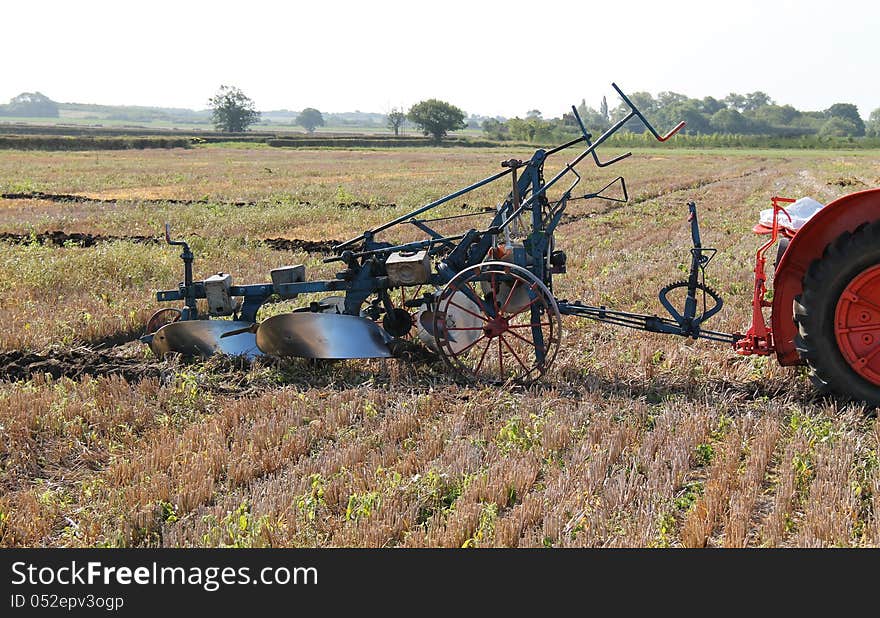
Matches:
[[0, 114, 429, 136], [0, 145, 879, 547]]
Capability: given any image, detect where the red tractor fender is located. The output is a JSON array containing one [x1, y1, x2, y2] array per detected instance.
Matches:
[[772, 188, 880, 366]]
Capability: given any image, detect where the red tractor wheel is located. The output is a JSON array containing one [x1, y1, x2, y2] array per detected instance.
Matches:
[[794, 221, 880, 405], [432, 261, 562, 385]]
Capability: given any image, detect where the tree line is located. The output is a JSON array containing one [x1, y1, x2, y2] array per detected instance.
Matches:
[[484, 91, 880, 142], [6, 87, 879, 144], [208, 87, 466, 140]]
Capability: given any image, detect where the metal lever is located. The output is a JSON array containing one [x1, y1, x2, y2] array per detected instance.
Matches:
[[611, 83, 686, 142], [570, 105, 631, 168], [163, 222, 197, 319]]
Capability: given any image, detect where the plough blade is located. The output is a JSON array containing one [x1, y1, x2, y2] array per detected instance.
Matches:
[[149, 320, 263, 358], [255, 313, 393, 359]]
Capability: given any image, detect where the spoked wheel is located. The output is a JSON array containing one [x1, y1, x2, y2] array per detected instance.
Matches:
[[432, 261, 562, 384], [145, 307, 182, 335]]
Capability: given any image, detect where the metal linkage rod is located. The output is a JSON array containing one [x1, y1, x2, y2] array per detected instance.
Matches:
[[334, 167, 513, 251], [559, 302, 739, 345]]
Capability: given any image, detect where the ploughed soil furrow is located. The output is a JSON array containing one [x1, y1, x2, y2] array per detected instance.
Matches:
[[0, 191, 258, 207], [0, 340, 435, 385], [0, 349, 163, 383], [0, 230, 344, 254], [0, 191, 398, 210], [0, 231, 160, 247], [262, 237, 343, 254]]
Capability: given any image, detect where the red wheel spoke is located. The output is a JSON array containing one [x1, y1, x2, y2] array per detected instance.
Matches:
[[499, 279, 521, 314], [464, 281, 492, 315], [837, 323, 880, 334], [474, 338, 492, 373], [509, 295, 541, 318], [447, 300, 489, 323], [506, 328, 536, 347], [859, 342, 880, 365], [845, 293, 880, 315], [454, 334, 487, 356], [438, 263, 561, 384], [500, 334, 530, 373]]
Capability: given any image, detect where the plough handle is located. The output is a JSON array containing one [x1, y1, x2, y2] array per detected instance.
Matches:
[[611, 83, 686, 142], [570, 105, 632, 168]]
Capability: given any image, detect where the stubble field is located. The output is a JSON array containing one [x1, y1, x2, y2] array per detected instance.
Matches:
[[1, 144, 879, 547]]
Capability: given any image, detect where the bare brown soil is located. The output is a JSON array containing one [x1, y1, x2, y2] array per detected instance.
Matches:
[[0, 230, 345, 254], [0, 230, 160, 247], [0, 348, 163, 382], [0, 191, 258, 207]]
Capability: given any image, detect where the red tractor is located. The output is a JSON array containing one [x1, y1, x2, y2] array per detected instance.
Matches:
[[746, 188, 880, 405]]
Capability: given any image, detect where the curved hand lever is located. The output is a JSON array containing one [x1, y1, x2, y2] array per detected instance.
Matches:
[[570, 105, 632, 168], [163, 222, 194, 291], [611, 83, 686, 142], [164, 222, 190, 251], [655, 121, 686, 142], [771, 196, 795, 224]]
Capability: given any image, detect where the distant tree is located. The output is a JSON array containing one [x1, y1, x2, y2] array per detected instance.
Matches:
[[465, 115, 484, 129], [742, 91, 773, 112], [724, 93, 747, 112], [208, 85, 260, 132], [575, 101, 611, 133], [867, 108, 880, 137], [526, 109, 542, 119], [612, 91, 655, 133], [1, 92, 59, 117], [657, 91, 688, 108], [825, 103, 865, 136], [482, 118, 509, 140], [297, 108, 324, 133], [819, 116, 862, 137], [599, 96, 609, 123], [406, 99, 466, 142], [662, 100, 710, 134], [751, 104, 800, 126], [387, 108, 405, 135], [507, 117, 555, 143], [699, 96, 726, 115], [710, 108, 753, 133]]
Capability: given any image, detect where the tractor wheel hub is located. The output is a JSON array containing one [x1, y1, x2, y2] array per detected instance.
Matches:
[[834, 264, 880, 385]]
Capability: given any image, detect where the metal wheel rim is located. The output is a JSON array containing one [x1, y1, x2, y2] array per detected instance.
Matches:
[[834, 263, 880, 385], [432, 261, 561, 384]]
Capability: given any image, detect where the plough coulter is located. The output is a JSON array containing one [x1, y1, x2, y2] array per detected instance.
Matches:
[[142, 83, 880, 404]]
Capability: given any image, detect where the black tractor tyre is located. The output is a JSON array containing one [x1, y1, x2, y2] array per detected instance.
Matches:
[[774, 237, 790, 272], [793, 220, 880, 406]]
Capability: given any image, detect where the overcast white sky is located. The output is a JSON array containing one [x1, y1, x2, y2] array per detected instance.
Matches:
[[2, 0, 878, 119]]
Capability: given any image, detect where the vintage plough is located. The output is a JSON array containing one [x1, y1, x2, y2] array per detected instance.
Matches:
[[142, 83, 880, 404]]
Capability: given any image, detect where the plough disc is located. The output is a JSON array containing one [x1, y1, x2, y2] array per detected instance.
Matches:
[[149, 320, 262, 358], [255, 312, 393, 359]]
